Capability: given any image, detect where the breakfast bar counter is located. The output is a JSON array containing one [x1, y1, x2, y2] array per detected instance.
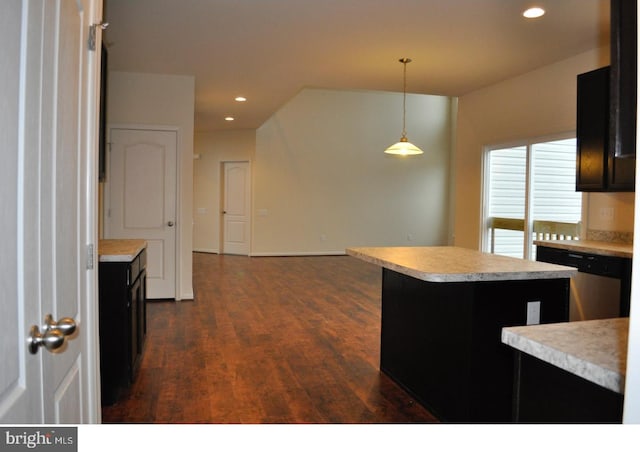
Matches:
[[347, 246, 576, 282], [346, 246, 576, 422]]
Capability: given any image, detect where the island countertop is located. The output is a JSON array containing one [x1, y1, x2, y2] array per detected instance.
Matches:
[[533, 239, 633, 259], [502, 317, 629, 394], [346, 246, 576, 283], [99, 239, 147, 262]]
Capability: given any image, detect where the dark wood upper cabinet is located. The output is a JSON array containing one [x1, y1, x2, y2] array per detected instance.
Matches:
[[576, 0, 636, 192], [576, 66, 610, 191], [607, 0, 636, 190], [609, 0, 637, 159]]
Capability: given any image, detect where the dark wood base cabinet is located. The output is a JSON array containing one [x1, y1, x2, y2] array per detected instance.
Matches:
[[380, 269, 569, 423], [512, 352, 623, 423], [99, 249, 147, 406]]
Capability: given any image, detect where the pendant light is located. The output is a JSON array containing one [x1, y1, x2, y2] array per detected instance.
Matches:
[[385, 57, 424, 156]]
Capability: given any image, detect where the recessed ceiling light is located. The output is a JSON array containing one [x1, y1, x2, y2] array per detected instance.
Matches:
[[224, 116, 235, 121], [523, 7, 545, 19], [235, 96, 247, 102]]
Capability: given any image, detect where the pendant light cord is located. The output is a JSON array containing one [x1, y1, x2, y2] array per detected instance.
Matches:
[[401, 58, 410, 140]]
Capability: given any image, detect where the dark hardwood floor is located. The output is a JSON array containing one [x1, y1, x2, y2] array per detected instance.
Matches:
[[101, 253, 438, 424]]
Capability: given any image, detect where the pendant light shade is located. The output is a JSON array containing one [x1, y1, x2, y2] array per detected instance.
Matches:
[[385, 58, 423, 156]]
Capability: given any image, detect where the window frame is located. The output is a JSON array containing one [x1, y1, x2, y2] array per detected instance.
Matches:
[[480, 132, 585, 260]]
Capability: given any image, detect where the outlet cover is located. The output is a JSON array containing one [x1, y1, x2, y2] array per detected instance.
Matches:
[[526, 301, 541, 325]]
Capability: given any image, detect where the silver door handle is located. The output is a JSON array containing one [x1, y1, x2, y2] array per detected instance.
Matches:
[[28, 314, 78, 354], [28, 326, 65, 354], [167, 221, 174, 227], [44, 314, 77, 337]]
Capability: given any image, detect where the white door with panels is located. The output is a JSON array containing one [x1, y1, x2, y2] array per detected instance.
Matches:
[[0, 0, 101, 423], [222, 162, 251, 255], [106, 128, 177, 299]]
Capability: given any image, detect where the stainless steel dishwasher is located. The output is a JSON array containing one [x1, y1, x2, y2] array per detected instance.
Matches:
[[536, 245, 631, 321]]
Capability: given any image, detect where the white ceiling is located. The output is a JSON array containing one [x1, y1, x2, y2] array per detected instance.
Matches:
[[103, 0, 610, 133]]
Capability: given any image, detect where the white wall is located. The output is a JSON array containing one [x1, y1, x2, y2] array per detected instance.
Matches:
[[454, 46, 634, 250], [251, 88, 453, 255], [106, 71, 195, 299], [193, 129, 256, 252]]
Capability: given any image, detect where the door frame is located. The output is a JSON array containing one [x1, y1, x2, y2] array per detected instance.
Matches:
[[104, 123, 181, 299], [219, 160, 252, 255]]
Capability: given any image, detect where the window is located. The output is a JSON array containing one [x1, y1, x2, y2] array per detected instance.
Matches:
[[482, 137, 582, 259]]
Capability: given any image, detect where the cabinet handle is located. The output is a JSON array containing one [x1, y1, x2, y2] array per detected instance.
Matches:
[[167, 221, 174, 227]]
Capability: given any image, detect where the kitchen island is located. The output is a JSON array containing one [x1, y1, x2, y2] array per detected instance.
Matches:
[[346, 246, 576, 422]]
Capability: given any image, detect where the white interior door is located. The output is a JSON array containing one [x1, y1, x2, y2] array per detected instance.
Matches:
[[0, 0, 101, 423], [106, 128, 177, 299], [222, 162, 251, 255]]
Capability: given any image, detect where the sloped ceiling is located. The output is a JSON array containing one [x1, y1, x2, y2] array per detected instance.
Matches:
[[103, 0, 610, 132]]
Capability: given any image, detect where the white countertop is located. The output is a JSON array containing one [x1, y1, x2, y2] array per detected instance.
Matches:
[[346, 246, 576, 283], [502, 317, 629, 394], [534, 239, 633, 259], [99, 239, 146, 262]]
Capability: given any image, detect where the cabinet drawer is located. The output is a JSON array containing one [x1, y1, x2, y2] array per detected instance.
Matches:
[[537, 246, 625, 278]]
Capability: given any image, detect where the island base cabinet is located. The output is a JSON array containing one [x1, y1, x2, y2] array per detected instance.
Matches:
[[512, 352, 623, 423], [380, 269, 569, 423]]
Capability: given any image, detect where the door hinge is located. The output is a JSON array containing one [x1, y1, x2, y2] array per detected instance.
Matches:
[[87, 244, 95, 270], [88, 22, 109, 51]]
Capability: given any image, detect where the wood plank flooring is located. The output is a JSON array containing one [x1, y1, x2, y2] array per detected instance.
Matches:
[[101, 253, 438, 424]]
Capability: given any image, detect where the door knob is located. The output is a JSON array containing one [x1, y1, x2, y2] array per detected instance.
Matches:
[[28, 325, 65, 354], [28, 314, 78, 354], [167, 221, 174, 227], [44, 314, 77, 337]]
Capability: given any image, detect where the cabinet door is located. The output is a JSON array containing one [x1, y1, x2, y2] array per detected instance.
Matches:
[[576, 67, 609, 191], [607, 0, 636, 190], [129, 275, 141, 381], [136, 271, 147, 366], [609, 0, 637, 159]]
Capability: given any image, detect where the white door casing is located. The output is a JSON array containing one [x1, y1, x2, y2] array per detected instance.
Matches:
[[106, 127, 177, 299], [222, 162, 251, 256], [0, 0, 101, 423]]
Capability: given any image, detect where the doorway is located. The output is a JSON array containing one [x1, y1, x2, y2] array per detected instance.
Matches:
[[221, 161, 251, 255]]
